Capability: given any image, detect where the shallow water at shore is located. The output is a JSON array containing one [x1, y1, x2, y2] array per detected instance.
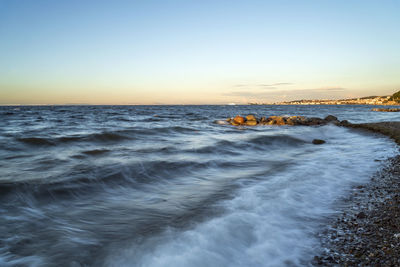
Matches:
[[0, 105, 398, 266]]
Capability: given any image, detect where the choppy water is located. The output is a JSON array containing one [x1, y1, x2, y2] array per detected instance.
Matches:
[[0, 105, 398, 267]]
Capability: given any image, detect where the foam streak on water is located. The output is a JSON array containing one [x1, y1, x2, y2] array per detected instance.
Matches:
[[0, 105, 397, 267]]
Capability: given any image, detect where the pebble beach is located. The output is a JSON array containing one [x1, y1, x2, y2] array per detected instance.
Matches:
[[314, 122, 400, 266]]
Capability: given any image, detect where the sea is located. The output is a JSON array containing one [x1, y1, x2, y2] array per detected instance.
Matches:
[[0, 105, 398, 267]]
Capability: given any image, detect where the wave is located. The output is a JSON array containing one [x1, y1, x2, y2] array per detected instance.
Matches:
[[155, 126, 199, 134], [82, 149, 110, 156], [88, 132, 131, 142], [248, 135, 307, 146], [1, 112, 15, 116], [17, 137, 56, 146], [0, 159, 226, 199], [16, 131, 134, 146], [182, 135, 306, 157], [16, 126, 201, 147], [139, 117, 162, 122], [117, 117, 133, 122], [187, 145, 242, 155]]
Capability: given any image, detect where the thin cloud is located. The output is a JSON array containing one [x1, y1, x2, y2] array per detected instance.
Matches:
[[257, 82, 293, 87], [223, 91, 264, 97], [315, 87, 346, 92], [223, 87, 347, 98], [232, 82, 293, 89]]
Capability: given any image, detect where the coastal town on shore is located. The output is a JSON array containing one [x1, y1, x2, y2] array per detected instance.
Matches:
[[275, 95, 395, 105], [248, 91, 400, 105]]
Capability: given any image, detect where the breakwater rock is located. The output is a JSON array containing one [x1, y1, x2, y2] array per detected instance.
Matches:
[[226, 115, 349, 127], [372, 108, 400, 112], [312, 139, 326, 145]]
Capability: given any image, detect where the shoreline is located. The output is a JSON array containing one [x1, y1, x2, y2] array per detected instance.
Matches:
[[348, 122, 400, 145], [314, 121, 400, 266]]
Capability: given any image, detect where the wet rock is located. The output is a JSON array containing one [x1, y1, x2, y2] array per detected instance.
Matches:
[[340, 120, 350, 126], [233, 115, 245, 124], [324, 115, 338, 122], [267, 116, 286, 125], [307, 117, 325, 125], [372, 108, 400, 112], [285, 118, 296, 126], [245, 114, 258, 125], [246, 114, 257, 122], [226, 114, 346, 127], [259, 117, 268, 123], [245, 120, 258, 126], [286, 116, 306, 125], [357, 211, 367, 219], [216, 119, 231, 125], [312, 139, 326, 145]]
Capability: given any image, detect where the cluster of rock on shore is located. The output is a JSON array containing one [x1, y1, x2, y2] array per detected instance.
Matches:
[[226, 114, 350, 126]]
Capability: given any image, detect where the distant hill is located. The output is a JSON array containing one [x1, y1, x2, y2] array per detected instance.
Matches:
[[389, 91, 400, 103]]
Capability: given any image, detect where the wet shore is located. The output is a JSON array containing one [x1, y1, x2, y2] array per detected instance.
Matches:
[[314, 122, 400, 266], [349, 122, 400, 145]]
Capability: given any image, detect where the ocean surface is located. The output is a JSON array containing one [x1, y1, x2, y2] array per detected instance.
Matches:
[[0, 105, 398, 267]]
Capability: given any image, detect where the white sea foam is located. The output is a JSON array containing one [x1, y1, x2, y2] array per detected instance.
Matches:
[[104, 125, 396, 267]]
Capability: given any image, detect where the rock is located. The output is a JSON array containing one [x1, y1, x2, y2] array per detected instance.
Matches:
[[286, 116, 307, 125], [285, 116, 297, 125], [215, 120, 229, 125], [259, 117, 268, 124], [268, 116, 286, 125], [243, 115, 258, 125], [226, 114, 350, 127], [307, 117, 325, 125], [325, 115, 339, 122], [246, 114, 257, 121], [312, 139, 326, 145], [285, 119, 296, 126], [233, 115, 245, 124], [246, 120, 258, 126], [357, 212, 367, 219], [340, 120, 350, 126], [372, 108, 400, 112]]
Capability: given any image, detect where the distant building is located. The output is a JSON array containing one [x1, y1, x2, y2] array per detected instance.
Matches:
[[271, 95, 396, 106]]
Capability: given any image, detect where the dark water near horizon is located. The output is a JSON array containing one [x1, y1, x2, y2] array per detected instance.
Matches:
[[0, 105, 399, 266]]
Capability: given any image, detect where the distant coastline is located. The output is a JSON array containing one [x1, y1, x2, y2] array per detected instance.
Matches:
[[250, 91, 400, 106], [1, 92, 399, 107]]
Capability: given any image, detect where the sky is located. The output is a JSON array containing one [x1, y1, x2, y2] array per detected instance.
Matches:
[[0, 0, 399, 105]]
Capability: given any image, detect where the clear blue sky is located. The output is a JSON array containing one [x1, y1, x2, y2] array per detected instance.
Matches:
[[0, 0, 399, 104]]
